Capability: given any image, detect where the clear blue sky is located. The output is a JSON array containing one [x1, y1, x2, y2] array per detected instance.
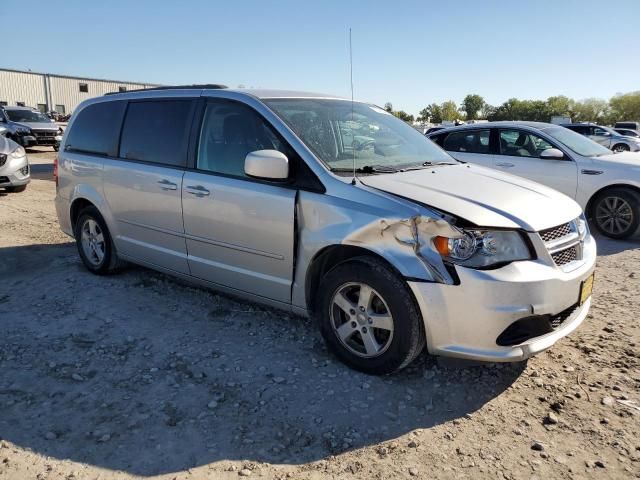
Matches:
[[4, 0, 639, 115]]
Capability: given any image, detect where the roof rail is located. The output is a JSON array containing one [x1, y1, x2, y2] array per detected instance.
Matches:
[[105, 84, 228, 95]]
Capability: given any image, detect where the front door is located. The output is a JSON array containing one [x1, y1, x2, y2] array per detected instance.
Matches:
[[492, 128, 578, 199], [181, 99, 296, 303]]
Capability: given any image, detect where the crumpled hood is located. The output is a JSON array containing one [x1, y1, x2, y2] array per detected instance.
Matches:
[[14, 121, 59, 131], [360, 163, 582, 232]]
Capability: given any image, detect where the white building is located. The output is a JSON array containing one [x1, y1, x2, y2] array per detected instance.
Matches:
[[0, 67, 160, 115]]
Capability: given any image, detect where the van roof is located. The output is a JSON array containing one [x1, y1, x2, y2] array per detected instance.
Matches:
[[104, 85, 345, 100]]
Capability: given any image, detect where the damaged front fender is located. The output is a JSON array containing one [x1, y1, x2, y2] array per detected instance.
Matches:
[[345, 215, 463, 284], [291, 190, 462, 311]]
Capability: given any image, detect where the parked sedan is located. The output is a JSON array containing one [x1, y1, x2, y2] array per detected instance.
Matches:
[[429, 122, 640, 238], [614, 128, 640, 138], [0, 126, 30, 192], [562, 123, 640, 153]]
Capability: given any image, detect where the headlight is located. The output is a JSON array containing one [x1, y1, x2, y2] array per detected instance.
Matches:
[[433, 229, 531, 268], [576, 214, 588, 239], [16, 127, 31, 134], [10, 146, 26, 158]]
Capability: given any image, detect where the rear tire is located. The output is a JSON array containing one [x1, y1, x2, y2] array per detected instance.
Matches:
[[612, 143, 630, 153], [74, 206, 123, 274], [313, 256, 425, 375], [5, 185, 27, 193], [591, 188, 640, 239]]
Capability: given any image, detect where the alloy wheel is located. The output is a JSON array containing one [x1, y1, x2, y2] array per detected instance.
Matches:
[[595, 196, 634, 236], [80, 218, 106, 266], [330, 282, 394, 358]]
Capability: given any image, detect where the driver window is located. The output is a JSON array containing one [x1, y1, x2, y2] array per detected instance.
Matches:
[[592, 127, 608, 136], [197, 101, 290, 178], [499, 130, 554, 158]]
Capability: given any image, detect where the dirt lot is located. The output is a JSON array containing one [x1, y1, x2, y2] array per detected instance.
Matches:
[[1, 149, 639, 479]]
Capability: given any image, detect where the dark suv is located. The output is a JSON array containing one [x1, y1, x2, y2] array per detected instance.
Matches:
[[0, 106, 63, 151]]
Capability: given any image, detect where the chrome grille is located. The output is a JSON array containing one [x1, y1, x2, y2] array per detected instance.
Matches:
[[551, 246, 578, 266], [540, 223, 571, 242]]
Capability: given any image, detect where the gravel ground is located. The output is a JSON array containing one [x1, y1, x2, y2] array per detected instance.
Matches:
[[0, 149, 639, 479]]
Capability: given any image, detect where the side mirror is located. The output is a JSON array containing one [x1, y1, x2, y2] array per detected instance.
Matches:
[[540, 148, 565, 160], [244, 150, 289, 180]]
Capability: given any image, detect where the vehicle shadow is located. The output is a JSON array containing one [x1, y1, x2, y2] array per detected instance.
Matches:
[[592, 231, 640, 256], [0, 243, 525, 476]]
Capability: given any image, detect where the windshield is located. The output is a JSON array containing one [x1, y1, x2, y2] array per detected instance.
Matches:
[[542, 126, 612, 157], [264, 99, 454, 171], [4, 109, 52, 123]]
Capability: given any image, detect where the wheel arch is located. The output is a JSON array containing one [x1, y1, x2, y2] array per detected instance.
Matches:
[[585, 183, 640, 218], [304, 244, 416, 313]]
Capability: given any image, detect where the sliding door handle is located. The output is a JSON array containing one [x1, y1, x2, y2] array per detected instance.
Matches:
[[157, 179, 178, 190]]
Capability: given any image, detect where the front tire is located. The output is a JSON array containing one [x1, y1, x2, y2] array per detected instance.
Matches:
[[74, 206, 122, 274], [591, 188, 640, 239], [313, 256, 425, 375]]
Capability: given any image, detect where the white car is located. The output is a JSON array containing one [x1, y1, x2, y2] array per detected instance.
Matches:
[[0, 126, 30, 193], [429, 121, 640, 239]]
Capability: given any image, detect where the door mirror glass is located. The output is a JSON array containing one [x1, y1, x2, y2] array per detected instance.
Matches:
[[539, 148, 565, 160], [244, 150, 289, 180]]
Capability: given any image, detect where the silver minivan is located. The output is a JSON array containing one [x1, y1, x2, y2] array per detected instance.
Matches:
[[55, 86, 596, 374]]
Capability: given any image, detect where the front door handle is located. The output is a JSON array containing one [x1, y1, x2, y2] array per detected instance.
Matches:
[[157, 179, 178, 190], [496, 162, 515, 168], [185, 185, 210, 197]]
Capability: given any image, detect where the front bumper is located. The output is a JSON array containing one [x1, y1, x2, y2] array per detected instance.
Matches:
[[0, 154, 30, 188], [409, 234, 596, 362]]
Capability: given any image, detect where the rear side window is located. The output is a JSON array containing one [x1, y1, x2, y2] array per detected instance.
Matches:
[[119, 100, 193, 167], [65, 101, 126, 156], [442, 129, 490, 154]]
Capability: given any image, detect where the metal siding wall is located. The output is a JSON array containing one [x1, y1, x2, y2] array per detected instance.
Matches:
[[48, 78, 149, 113], [0, 70, 47, 107]]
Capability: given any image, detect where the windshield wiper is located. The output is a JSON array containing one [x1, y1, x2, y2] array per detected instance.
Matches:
[[400, 161, 457, 171], [331, 165, 399, 174]]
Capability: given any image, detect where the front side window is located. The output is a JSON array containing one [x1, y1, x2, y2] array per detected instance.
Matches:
[[119, 100, 193, 167], [442, 129, 490, 154], [65, 101, 126, 156], [591, 126, 609, 136], [197, 100, 291, 178], [264, 99, 453, 172], [499, 129, 554, 158]]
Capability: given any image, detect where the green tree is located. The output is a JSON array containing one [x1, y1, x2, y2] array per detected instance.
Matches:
[[393, 110, 415, 123], [609, 92, 640, 123], [572, 98, 609, 123], [441, 100, 460, 122], [546, 95, 574, 117], [462, 94, 486, 120], [418, 103, 443, 123], [384, 102, 393, 113]]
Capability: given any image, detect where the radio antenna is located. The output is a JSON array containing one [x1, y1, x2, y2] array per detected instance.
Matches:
[[349, 28, 357, 185]]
